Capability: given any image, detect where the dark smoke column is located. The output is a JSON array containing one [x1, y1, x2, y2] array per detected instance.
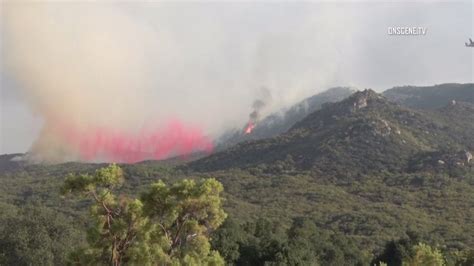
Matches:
[[244, 87, 272, 135]]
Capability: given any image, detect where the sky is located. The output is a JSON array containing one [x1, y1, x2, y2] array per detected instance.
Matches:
[[0, 1, 473, 156]]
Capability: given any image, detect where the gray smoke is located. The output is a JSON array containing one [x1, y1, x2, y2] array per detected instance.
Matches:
[[248, 87, 272, 125], [1, 1, 472, 156]]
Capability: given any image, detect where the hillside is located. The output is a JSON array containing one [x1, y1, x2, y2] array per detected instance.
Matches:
[[1, 87, 473, 263], [218, 83, 474, 150], [217, 87, 354, 148], [182, 89, 474, 254], [0, 154, 25, 172], [383, 83, 474, 109], [190, 90, 474, 176]]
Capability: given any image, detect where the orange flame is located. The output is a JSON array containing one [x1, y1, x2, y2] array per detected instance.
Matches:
[[244, 122, 255, 134]]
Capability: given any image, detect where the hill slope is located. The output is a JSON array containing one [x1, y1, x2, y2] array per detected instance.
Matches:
[[217, 87, 354, 148], [184, 89, 474, 252], [383, 83, 474, 109], [1, 86, 474, 259], [190, 90, 474, 177]]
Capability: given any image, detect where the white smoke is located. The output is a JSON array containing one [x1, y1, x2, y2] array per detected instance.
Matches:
[[1, 1, 472, 158]]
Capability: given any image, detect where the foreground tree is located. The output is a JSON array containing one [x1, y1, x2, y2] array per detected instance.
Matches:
[[62, 164, 226, 265], [402, 243, 445, 266]]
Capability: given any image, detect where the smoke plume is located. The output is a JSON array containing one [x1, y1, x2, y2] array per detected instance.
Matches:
[[2, 3, 216, 162], [3, 2, 470, 160], [244, 87, 272, 134]]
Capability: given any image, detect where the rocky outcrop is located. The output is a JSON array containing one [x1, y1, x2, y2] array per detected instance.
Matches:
[[349, 89, 379, 111], [353, 95, 368, 110], [371, 119, 392, 137], [414, 150, 473, 171]]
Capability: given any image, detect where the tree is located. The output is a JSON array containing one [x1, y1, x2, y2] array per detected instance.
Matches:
[[61, 164, 226, 265], [62, 164, 144, 265], [282, 217, 368, 266], [237, 218, 287, 265], [139, 177, 227, 264], [211, 218, 247, 263], [211, 216, 369, 265], [372, 231, 421, 266], [403, 243, 445, 266], [0, 203, 83, 266], [452, 249, 474, 266]]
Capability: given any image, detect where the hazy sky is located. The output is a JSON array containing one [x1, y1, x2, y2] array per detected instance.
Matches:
[[1, 1, 473, 155]]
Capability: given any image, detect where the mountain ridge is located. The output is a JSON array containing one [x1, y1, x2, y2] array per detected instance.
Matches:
[[383, 83, 474, 109], [188, 89, 473, 176], [217, 87, 355, 149]]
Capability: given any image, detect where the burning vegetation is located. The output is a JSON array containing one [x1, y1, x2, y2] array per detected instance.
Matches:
[[243, 88, 272, 135]]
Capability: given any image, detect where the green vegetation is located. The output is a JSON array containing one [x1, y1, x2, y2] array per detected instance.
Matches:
[[1, 162, 472, 265], [0, 202, 84, 265], [61, 164, 226, 265], [0, 87, 473, 265], [383, 83, 474, 110], [211, 217, 474, 266], [211, 217, 369, 265], [190, 90, 474, 174]]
